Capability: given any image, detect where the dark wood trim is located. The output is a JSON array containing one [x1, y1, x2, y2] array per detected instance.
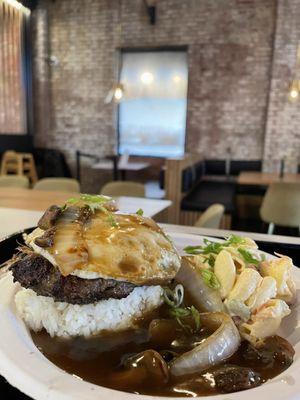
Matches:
[[0, 134, 33, 153]]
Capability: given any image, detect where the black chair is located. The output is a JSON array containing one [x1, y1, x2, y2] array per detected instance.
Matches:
[[203, 159, 226, 176], [230, 160, 262, 176], [182, 181, 236, 214], [33, 148, 72, 179]]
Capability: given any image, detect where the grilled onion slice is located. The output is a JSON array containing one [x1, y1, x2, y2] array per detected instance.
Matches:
[[175, 257, 224, 312], [170, 312, 241, 376], [50, 206, 89, 276]]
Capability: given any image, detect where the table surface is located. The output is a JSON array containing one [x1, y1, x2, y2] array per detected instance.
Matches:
[[238, 171, 300, 185], [0, 205, 299, 245], [92, 161, 150, 170], [0, 187, 170, 213], [160, 223, 300, 245]]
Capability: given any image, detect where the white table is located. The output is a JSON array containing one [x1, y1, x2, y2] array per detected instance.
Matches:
[[92, 160, 150, 180], [160, 224, 300, 245], [1, 206, 299, 246], [0, 208, 42, 239], [0, 197, 172, 239], [93, 161, 150, 171]]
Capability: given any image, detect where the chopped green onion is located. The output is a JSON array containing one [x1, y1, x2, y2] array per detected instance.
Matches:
[[190, 305, 201, 330], [226, 235, 246, 245], [64, 194, 118, 226], [260, 253, 266, 262], [238, 248, 260, 266], [163, 287, 201, 332], [163, 285, 184, 308], [203, 254, 215, 267], [80, 194, 110, 204], [163, 287, 177, 308], [106, 213, 118, 228], [184, 235, 246, 256], [66, 197, 79, 205], [65, 194, 112, 213], [136, 208, 144, 216], [201, 268, 220, 290], [174, 284, 184, 307], [183, 245, 203, 255], [169, 307, 190, 318]]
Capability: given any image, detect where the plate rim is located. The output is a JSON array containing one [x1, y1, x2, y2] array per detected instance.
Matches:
[[0, 230, 300, 400]]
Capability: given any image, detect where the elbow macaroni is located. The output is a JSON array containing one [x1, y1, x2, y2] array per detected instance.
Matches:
[[228, 269, 262, 302], [214, 250, 236, 299], [246, 276, 277, 312], [240, 299, 291, 344], [261, 256, 296, 304], [187, 240, 296, 344]]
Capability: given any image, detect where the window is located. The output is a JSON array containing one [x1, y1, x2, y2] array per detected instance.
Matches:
[[0, 0, 31, 135], [118, 50, 188, 157]]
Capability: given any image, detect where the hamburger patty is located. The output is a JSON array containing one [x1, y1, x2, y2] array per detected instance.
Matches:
[[10, 253, 136, 305]]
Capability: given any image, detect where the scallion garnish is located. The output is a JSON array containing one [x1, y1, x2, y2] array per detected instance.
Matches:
[[184, 235, 246, 256], [163, 286, 201, 332], [238, 248, 260, 266], [200, 268, 220, 290]]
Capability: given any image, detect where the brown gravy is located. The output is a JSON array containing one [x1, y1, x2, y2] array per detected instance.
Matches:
[[31, 307, 293, 397]]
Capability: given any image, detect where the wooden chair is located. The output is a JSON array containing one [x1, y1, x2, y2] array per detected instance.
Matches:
[[34, 178, 80, 193], [260, 182, 300, 234], [0, 151, 38, 185], [0, 175, 29, 188], [165, 154, 203, 224], [0, 151, 22, 175], [194, 204, 225, 229], [100, 181, 145, 197]]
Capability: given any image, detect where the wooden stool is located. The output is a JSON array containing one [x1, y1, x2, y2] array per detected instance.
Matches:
[[0, 150, 38, 185], [0, 151, 23, 175], [21, 153, 38, 184]]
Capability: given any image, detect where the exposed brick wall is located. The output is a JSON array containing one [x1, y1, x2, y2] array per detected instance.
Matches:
[[31, 0, 299, 188], [31, 4, 52, 145], [119, 0, 276, 160], [263, 0, 300, 173]]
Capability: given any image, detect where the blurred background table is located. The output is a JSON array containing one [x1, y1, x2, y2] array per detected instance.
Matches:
[[0, 187, 170, 213], [238, 172, 300, 186], [92, 160, 150, 180], [0, 188, 172, 238]]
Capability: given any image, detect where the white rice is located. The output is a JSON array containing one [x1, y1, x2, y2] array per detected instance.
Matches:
[[15, 285, 163, 338]]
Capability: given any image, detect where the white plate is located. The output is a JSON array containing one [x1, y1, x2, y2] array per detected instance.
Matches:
[[0, 232, 300, 400]]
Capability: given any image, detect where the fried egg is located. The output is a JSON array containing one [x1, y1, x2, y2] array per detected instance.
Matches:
[[26, 212, 181, 285]]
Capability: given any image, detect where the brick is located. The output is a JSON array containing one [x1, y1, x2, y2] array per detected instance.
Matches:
[[31, 0, 300, 190]]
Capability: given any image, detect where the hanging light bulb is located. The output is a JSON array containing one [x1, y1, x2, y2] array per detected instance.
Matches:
[[113, 83, 124, 101], [288, 44, 300, 102], [104, 83, 124, 104], [288, 79, 300, 102], [104, 0, 124, 104]]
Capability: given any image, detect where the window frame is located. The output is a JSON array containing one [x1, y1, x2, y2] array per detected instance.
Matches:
[[117, 46, 189, 159]]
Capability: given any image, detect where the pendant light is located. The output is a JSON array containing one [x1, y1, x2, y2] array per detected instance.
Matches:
[[288, 45, 300, 102], [104, 0, 124, 104]]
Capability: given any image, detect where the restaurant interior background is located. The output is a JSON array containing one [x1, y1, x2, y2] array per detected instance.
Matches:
[[0, 0, 300, 237]]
